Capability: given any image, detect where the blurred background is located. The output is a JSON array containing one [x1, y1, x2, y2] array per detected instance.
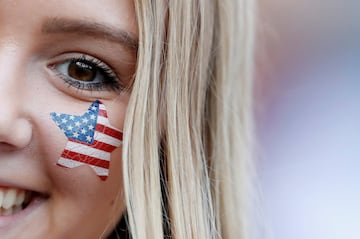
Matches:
[[255, 0, 360, 238]]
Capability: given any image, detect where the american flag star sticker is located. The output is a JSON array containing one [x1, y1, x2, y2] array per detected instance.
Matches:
[[50, 100, 123, 180]]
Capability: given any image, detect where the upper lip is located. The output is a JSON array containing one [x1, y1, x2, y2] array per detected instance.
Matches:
[[0, 179, 48, 196], [0, 161, 50, 195]]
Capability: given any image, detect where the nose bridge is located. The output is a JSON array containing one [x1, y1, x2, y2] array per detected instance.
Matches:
[[0, 40, 23, 81], [0, 42, 23, 117], [0, 41, 32, 148]]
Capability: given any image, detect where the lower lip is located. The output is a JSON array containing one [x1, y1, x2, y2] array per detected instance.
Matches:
[[0, 195, 47, 228]]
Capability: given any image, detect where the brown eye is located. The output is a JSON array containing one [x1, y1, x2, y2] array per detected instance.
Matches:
[[68, 61, 97, 82], [51, 55, 121, 92]]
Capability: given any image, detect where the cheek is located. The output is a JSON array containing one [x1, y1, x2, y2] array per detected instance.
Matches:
[[30, 118, 125, 237], [48, 156, 125, 238], [37, 99, 126, 195], [36, 99, 126, 207], [43, 130, 125, 236], [49, 100, 123, 181], [103, 95, 129, 130]]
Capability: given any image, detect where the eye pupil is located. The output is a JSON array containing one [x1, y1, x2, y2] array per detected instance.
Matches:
[[68, 61, 96, 82]]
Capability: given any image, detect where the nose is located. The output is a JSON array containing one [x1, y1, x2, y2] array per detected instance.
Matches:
[[0, 107, 33, 149], [0, 45, 32, 149]]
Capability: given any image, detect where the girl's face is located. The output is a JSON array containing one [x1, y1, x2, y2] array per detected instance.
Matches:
[[0, 0, 137, 238]]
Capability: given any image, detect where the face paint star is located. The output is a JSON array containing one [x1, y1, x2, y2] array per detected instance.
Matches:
[[50, 100, 123, 180]]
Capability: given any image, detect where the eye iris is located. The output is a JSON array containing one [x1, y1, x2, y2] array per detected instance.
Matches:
[[68, 61, 96, 82]]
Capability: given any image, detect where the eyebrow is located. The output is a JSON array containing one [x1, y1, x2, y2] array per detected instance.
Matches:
[[42, 17, 138, 52]]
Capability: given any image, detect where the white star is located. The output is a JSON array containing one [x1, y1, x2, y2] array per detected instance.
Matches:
[[91, 106, 97, 111], [69, 115, 75, 120], [75, 121, 81, 127], [82, 118, 89, 123], [88, 125, 94, 131], [73, 132, 79, 138], [67, 125, 73, 131], [61, 118, 68, 124], [86, 135, 92, 142], [81, 128, 87, 134], [90, 114, 96, 120]]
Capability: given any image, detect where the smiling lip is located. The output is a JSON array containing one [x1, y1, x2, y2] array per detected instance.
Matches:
[[0, 186, 48, 228]]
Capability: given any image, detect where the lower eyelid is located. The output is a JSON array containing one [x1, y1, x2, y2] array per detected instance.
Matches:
[[44, 68, 119, 104]]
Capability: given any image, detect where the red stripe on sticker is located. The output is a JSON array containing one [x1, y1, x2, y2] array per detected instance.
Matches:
[[91, 140, 118, 152], [61, 150, 110, 168], [98, 109, 108, 118], [96, 124, 123, 140]]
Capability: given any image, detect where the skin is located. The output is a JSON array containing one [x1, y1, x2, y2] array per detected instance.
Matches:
[[0, 0, 138, 238]]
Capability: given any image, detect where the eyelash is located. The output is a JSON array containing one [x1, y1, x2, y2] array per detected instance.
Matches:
[[50, 55, 122, 92]]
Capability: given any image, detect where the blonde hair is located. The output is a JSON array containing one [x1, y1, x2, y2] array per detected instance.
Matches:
[[120, 0, 256, 238]]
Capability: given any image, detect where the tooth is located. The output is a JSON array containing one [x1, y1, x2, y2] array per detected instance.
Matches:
[[3, 207, 13, 216], [15, 190, 25, 206], [3, 189, 17, 209]]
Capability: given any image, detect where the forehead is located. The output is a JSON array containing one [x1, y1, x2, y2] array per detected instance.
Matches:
[[0, 0, 138, 38]]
